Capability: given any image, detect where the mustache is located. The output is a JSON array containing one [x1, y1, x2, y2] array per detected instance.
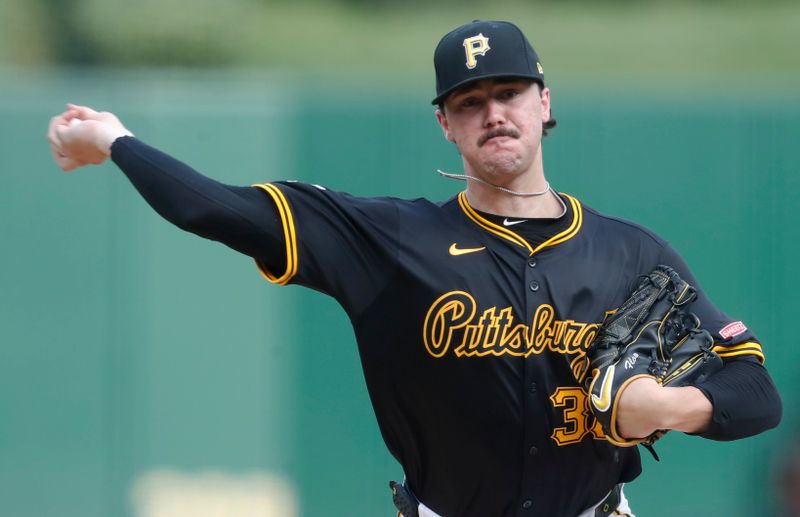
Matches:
[[478, 127, 520, 147]]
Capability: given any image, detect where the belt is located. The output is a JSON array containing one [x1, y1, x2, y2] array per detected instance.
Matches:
[[390, 481, 624, 517], [593, 484, 623, 517]]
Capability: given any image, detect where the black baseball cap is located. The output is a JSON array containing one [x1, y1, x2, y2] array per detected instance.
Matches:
[[432, 20, 545, 105]]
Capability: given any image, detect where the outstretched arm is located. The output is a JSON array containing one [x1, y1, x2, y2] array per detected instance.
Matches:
[[48, 104, 285, 271]]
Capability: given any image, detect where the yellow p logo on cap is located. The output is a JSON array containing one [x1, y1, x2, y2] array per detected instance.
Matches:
[[462, 34, 490, 69]]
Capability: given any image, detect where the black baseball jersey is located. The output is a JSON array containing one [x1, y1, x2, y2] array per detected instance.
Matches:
[[252, 181, 765, 517]]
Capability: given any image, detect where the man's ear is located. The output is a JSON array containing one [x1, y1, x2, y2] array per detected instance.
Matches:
[[540, 86, 551, 123], [435, 109, 455, 143]]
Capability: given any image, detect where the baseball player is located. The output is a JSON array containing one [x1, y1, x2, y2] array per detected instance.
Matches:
[[48, 20, 781, 517]]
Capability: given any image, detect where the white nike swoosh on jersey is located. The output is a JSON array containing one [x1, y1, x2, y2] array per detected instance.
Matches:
[[503, 218, 527, 226]]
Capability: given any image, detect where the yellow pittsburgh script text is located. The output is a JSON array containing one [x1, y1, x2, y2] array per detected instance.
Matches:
[[423, 291, 599, 358]]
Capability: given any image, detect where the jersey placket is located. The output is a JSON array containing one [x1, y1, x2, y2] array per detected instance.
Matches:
[[455, 191, 584, 515], [517, 250, 548, 515]]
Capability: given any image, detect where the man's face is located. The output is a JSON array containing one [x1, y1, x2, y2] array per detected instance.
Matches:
[[436, 78, 551, 180]]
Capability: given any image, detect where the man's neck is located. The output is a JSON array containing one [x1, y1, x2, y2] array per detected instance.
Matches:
[[464, 167, 563, 219]]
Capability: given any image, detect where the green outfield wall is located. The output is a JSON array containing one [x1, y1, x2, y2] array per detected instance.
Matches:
[[1, 69, 798, 516]]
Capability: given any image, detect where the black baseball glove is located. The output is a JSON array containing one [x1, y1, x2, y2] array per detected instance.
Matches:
[[584, 265, 723, 447]]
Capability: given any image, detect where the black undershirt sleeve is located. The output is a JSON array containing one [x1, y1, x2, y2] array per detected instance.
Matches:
[[694, 358, 782, 441], [109, 136, 286, 273], [658, 244, 781, 440]]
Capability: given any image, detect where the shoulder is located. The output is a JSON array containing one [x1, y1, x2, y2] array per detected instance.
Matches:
[[264, 180, 460, 221], [576, 197, 668, 248], [269, 180, 450, 206], [265, 180, 402, 210]]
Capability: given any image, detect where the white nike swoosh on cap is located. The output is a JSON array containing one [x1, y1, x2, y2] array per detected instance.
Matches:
[[503, 218, 527, 226]]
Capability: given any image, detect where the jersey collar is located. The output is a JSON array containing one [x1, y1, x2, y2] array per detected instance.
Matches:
[[457, 191, 583, 255]]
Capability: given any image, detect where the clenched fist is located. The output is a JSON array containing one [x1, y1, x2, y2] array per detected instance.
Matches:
[[47, 104, 133, 171]]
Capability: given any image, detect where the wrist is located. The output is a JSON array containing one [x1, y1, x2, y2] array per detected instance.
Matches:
[[615, 376, 666, 439], [659, 386, 713, 433], [99, 127, 133, 156]]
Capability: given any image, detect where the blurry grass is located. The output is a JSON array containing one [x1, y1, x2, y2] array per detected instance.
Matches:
[[2, 0, 798, 92], [0, 0, 52, 64]]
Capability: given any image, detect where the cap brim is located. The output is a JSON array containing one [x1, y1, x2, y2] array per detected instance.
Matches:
[[431, 73, 544, 105]]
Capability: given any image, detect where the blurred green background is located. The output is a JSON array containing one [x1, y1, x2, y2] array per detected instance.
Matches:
[[1, 1, 799, 516]]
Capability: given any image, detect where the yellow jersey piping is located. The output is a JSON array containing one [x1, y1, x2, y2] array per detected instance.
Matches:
[[531, 194, 583, 255], [457, 192, 531, 251], [252, 183, 298, 285], [457, 191, 583, 255], [712, 341, 765, 363]]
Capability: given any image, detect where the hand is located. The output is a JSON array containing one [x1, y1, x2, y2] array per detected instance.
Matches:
[[615, 377, 713, 439], [47, 104, 133, 171]]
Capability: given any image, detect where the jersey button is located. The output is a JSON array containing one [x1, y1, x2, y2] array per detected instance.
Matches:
[[529, 280, 539, 292], [528, 257, 537, 268], [529, 382, 537, 394], [522, 500, 533, 510], [528, 446, 538, 456]]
